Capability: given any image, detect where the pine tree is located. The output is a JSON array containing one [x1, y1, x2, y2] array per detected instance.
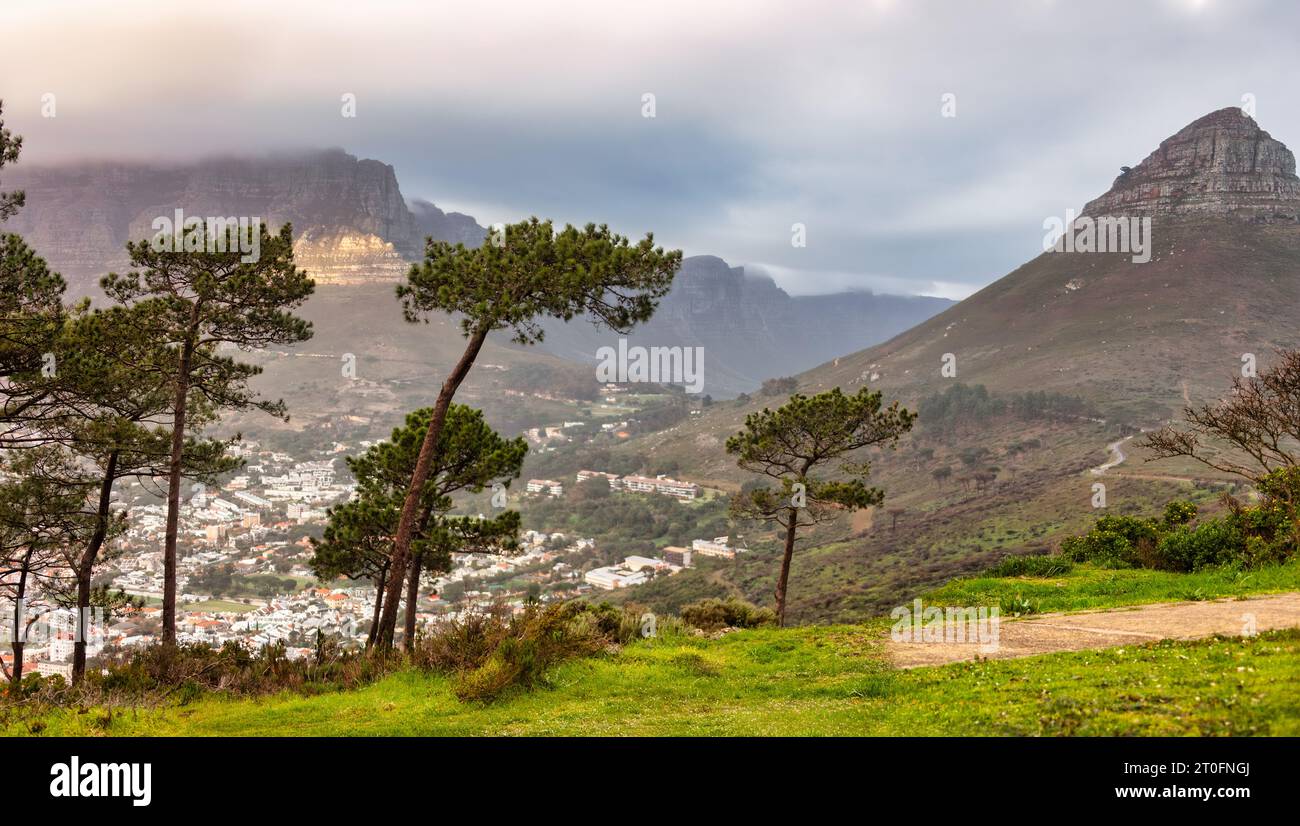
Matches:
[[0, 100, 67, 441], [44, 305, 235, 679], [725, 387, 915, 626], [371, 218, 680, 649], [0, 100, 24, 222], [313, 404, 527, 650], [102, 222, 314, 643], [0, 448, 84, 688]]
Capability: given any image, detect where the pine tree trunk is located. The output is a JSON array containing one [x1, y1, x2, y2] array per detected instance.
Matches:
[[10, 552, 31, 688], [162, 327, 197, 646], [366, 565, 388, 649], [74, 451, 118, 685], [375, 327, 488, 650], [10, 639, 22, 692], [774, 511, 798, 627], [403, 555, 423, 652]]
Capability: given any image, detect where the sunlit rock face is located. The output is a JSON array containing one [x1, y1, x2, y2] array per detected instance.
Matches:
[[2, 149, 483, 292]]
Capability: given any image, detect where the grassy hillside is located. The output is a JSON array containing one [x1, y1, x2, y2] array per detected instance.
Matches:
[[604, 413, 1233, 622], [587, 217, 1300, 624], [11, 625, 1298, 737], [8, 564, 1298, 737]]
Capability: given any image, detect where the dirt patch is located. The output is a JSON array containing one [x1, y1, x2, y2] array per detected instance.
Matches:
[[885, 592, 1300, 668], [851, 506, 875, 533]]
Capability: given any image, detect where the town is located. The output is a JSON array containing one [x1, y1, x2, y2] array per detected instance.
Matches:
[[1, 446, 738, 681]]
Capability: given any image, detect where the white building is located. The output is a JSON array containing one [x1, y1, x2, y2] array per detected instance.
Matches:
[[692, 537, 747, 559], [526, 479, 565, 497], [584, 566, 648, 590]]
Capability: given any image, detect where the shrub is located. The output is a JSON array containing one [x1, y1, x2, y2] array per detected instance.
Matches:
[[1155, 519, 1245, 572], [983, 554, 1074, 578], [413, 601, 642, 703], [1059, 493, 1297, 573], [1060, 529, 1138, 568], [678, 598, 776, 631], [1162, 500, 1197, 528], [445, 602, 632, 702]]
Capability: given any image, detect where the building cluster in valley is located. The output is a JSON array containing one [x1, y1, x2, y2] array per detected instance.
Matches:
[[2, 437, 730, 681], [526, 469, 702, 501], [583, 536, 749, 590], [1, 525, 607, 681]]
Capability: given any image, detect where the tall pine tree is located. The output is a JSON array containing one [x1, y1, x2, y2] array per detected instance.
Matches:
[[373, 219, 680, 649], [102, 222, 313, 643], [313, 405, 526, 650], [726, 387, 915, 626]]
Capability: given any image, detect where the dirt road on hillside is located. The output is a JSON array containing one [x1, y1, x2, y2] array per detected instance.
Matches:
[[1089, 436, 1132, 475], [886, 592, 1300, 668]]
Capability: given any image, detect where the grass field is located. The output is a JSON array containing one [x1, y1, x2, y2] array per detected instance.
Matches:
[[181, 600, 258, 614], [8, 624, 1298, 736], [927, 559, 1300, 614], [7, 562, 1298, 737]]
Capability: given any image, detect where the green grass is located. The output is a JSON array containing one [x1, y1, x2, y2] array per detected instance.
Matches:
[[9, 560, 1298, 737], [7, 624, 1299, 736], [181, 600, 258, 614], [924, 559, 1300, 614]]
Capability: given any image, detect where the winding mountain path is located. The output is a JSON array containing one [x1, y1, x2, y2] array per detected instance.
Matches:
[[1089, 435, 1133, 475]]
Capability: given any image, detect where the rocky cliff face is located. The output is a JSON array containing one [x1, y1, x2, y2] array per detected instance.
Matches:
[[1, 148, 951, 393], [409, 199, 486, 249], [1, 150, 469, 290], [1083, 107, 1300, 220]]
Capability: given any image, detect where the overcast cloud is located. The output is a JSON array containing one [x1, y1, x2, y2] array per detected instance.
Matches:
[[2, 0, 1298, 299]]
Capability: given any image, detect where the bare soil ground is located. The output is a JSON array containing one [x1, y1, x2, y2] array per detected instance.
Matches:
[[886, 592, 1300, 668]]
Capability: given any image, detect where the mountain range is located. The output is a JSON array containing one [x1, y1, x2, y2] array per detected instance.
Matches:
[[1, 149, 950, 396]]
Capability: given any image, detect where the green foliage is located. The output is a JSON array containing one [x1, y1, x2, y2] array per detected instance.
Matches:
[[313, 404, 527, 583], [1060, 490, 1300, 573], [376, 216, 681, 650], [918, 382, 1094, 435], [982, 554, 1074, 578], [727, 386, 916, 527], [727, 385, 914, 624], [0, 100, 25, 220], [101, 222, 315, 423], [1162, 500, 1198, 528], [1060, 529, 1138, 568], [87, 641, 386, 701], [1155, 520, 1245, 572], [399, 217, 681, 344], [414, 602, 641, 703], [679, 598, 776, 631], [0, 234, 65, 391]]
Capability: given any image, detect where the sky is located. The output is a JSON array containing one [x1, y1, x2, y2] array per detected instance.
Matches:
[[2, 0, 1298, 300]]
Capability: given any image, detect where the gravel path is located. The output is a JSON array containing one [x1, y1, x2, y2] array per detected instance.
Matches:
[[886, 592, 1300, 668]]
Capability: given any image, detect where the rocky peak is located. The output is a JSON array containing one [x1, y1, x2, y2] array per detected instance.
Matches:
[[1083, 107, 1300, 220]]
